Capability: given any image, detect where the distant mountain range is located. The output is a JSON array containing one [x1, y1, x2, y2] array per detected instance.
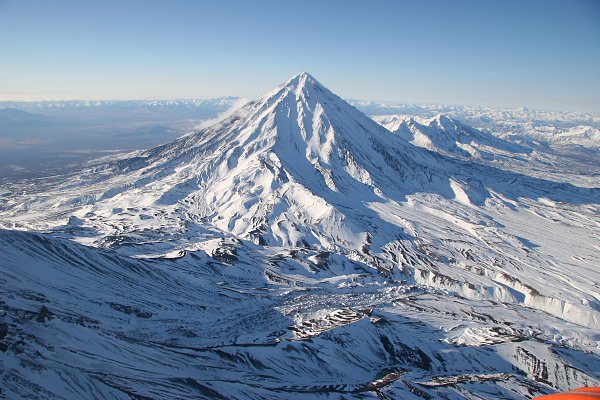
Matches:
[[0, 98, 238, 119], [373, 113, 530, 157], [355, 100, 600, 150]]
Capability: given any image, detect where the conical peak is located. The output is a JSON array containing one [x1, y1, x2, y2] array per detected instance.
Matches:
[[289, 71, 317, 83], [243, 71, 391, 150], [254, 72, 327, 110], [293, 71, 314, 80], [280, 71, 325, 94]]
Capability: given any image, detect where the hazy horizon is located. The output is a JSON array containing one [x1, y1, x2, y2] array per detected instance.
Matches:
[[0, 86, 598, 115], [1, 0, 599, 112]]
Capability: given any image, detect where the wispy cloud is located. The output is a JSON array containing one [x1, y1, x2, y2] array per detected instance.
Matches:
[[195, 97, 251, 130]]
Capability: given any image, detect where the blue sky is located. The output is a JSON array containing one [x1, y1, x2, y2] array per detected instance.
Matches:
[[1, 0, 599, 111]]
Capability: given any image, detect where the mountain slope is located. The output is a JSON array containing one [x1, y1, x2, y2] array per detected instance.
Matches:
[[2, 229, 598, 399], [1, 73, 599, 399]]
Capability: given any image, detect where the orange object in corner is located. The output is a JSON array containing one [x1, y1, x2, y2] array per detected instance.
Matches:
[[534, 388, 600, 400]]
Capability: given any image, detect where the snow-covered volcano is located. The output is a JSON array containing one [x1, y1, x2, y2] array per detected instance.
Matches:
[[3, 73, 592, 248], [0, 74, 428, 260], [23, 73, 445, 247], [1, 73, 599, 399]]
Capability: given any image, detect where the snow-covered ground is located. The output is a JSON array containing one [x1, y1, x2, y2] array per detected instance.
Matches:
[[0, 73, 598, 399]]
